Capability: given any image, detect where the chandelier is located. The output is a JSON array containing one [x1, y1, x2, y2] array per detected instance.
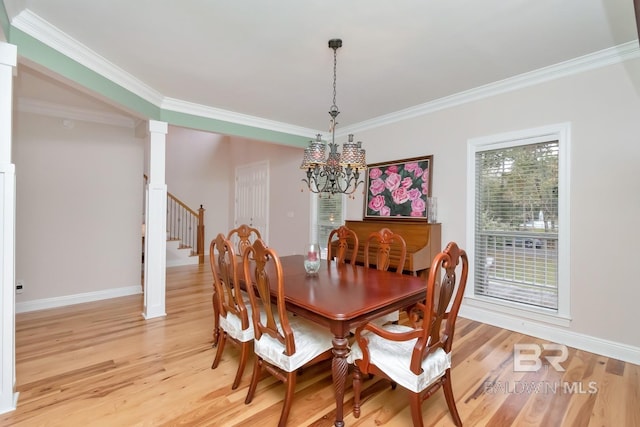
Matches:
[[301, 39, 366, 195]]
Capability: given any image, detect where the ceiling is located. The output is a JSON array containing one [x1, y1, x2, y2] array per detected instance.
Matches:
[[3, 0, 639, 134]]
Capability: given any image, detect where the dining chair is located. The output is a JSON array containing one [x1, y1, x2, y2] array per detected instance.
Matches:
[[363, 227, 407, 274], [220, 224, 261, 346], [209, 233, 257, 390], [349, 242, 468, 427], [363, 227, 408, 324], [242, 238, 334, 427], [327, 225, 359, 265], [227, 224, 262, 256]]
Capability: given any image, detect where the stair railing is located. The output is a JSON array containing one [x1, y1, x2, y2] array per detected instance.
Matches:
[[144, 175, 205, 264], [166, 192, 205, 264]]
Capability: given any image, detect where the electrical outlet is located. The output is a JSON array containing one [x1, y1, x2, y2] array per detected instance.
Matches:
[[16, 280, 24, 294]]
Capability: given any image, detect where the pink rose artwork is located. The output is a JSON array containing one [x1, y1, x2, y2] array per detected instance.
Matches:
[[405, 162, 419, 172], [368, 194, 386, 212], [369, 178, 386, 196], [408, 188, 421, 201], [391, 187, 411, 205], [411, 197, 426, 214], [401, 176, 413, 189], [369, 168, 383, 180], [365, 157, 431, 219], [384, 172, 402, 191]]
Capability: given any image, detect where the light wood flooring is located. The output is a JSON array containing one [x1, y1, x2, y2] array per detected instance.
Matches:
[[2, 264, 639, 426]]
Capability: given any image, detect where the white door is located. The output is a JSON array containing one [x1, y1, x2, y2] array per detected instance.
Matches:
[[235, 161, 269, 243]]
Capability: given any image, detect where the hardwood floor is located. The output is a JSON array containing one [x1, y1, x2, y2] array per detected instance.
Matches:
[[2, 264, 639, 426]]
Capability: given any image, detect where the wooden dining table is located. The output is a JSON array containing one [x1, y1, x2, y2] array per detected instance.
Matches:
[[272, 255, 428, 427]]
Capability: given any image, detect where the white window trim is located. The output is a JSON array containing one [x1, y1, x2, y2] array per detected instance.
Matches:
[[465, 122, 571, 326]]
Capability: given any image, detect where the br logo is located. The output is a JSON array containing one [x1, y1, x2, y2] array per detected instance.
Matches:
[[513, 343, 568, 372]]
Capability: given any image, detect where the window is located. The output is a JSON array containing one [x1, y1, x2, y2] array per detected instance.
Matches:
[[467, 123, 570, 322], [311, 193, 345, 259]]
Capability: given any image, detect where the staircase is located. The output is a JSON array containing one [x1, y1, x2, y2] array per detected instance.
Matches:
[[166, 235, 200, 267], [165, 192, 205, 267], [143, 175, 205, 267]]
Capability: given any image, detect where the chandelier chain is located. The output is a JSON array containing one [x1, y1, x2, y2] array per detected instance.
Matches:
[[332, 45, 338, 112]]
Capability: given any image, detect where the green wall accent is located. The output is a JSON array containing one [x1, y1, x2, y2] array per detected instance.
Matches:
[[10, 28, 161, 119], [0, 3, 9, 40], [5, 21, 310, 148], [161, 109, 309, 148]]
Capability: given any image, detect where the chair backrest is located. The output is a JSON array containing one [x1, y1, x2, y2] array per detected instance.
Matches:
[[409, 241, 468, 375], [242, 238, 296, 356], [209, 233, 249, 329], [227, 224, 262, 256], [363, 227, 407, 274], [327, 225, 359, 265]]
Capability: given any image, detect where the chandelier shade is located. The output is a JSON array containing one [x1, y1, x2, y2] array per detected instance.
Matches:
[[301, 39, 366, 195]]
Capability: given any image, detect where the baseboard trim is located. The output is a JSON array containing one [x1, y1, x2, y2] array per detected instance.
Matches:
[[166, 258, 200, 267], [459, 304, 640, 366], [16, 286, 142, 313]]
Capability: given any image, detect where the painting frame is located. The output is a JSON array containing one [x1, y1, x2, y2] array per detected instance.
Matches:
[[363, 155, 433, 221]]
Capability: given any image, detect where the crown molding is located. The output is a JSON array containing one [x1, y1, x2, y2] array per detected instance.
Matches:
[[161, 97, 318, 138], [12, 9, 164, 106], [338, 40, 640, 137], [17, 97, 137, 128]]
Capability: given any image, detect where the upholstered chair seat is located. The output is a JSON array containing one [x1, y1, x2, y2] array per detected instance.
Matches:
[[218, 298, 265, 343], [254, 314, 334, 372], [348, 324, 450, 392]]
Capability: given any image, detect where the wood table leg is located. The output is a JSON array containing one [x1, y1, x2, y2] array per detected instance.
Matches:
[[331, 334, 349, 427]]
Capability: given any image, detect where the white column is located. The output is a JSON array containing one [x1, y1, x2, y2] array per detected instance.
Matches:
[[143, 120, 168, 319], [0, 42, 18, 414]]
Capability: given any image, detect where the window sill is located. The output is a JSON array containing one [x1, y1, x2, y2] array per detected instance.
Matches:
[[462, 295, 572, 328]]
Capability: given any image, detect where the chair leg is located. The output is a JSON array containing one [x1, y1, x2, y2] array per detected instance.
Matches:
[[212, 294, 220, 347], [278, 371, 297, 427], [211, 330, 226, 369], [353, 365, 362, 418], [232, 340, 250, 390], [245, 357, 262, 404], [442, 369, 462, 426], [408, 391, 424, 427]]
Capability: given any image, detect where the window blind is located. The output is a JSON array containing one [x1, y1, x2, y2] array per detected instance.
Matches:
[[474, 140, 559, 310], [316, 195, 343, 254]]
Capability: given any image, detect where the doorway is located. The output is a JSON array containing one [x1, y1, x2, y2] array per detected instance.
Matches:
[[234, 161, 269, 243]]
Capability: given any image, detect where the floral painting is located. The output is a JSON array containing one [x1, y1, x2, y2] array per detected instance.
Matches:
[[364, 156, 433, 220]]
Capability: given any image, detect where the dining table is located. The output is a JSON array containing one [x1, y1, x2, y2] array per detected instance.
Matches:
[[271, 255, 428, 427]]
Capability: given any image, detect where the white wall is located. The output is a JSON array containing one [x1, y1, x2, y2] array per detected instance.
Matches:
[[348, 58, 640, 351], [165, 130, 313, 257], [227, 137, 311, 256], [14, 112, 144, 305], [165, 125, 230, 254]]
